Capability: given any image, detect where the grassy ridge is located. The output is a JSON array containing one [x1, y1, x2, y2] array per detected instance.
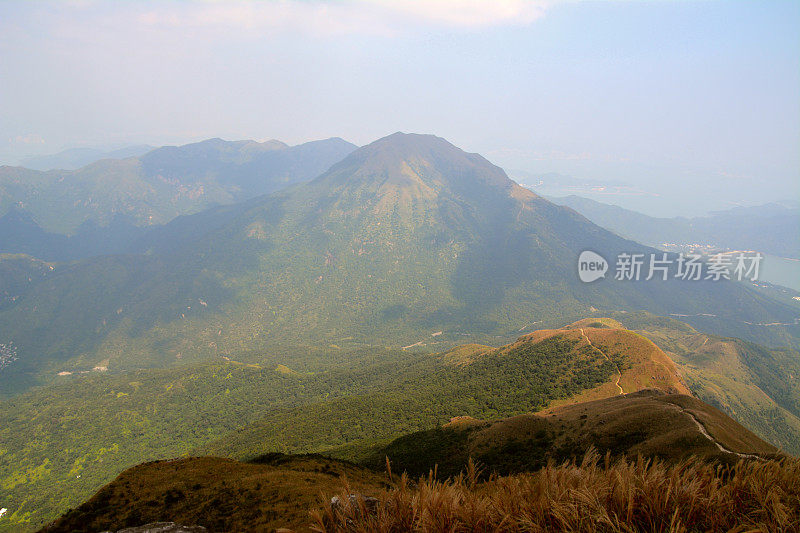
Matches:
[[367, 390, 777, 479], [616, 311, 800, 454]]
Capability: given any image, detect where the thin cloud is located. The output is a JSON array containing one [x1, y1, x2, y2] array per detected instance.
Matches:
[[134, 0, 552, 36], [373, 0, 549, 28]]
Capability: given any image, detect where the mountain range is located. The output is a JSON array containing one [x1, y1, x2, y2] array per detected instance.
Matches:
[[19, 145, 155, 171], [0, 133, 798, 396], [551, 195, 800, 259], [0, 137, 356, 238]]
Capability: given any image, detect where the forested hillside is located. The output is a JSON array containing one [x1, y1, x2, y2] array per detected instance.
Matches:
[[1, 133, 797, 397]]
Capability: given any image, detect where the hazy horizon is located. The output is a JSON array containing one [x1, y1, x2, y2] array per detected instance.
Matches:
[[2, 0, 798, 216]]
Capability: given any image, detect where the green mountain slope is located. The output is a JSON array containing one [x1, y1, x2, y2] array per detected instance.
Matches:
[[0, 209, 151, 261], [0, 254, 56, 307], [197, 332, 630, 462], [1, 133, 798, 393]]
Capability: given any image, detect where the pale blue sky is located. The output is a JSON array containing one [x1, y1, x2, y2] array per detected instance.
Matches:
[[1, 0, 798, 215]]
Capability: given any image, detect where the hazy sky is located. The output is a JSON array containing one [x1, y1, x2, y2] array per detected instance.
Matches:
[[1, 0, 798, 215]]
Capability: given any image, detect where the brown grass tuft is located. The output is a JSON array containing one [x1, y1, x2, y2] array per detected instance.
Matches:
[[313, 450, 800, 532]]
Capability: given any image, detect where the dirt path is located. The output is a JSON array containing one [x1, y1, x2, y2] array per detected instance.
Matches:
[[402, 341, 425, 350], [666, 403, 763, 460], [579, 328, 623, 395]]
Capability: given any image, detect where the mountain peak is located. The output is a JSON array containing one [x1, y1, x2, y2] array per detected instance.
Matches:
[[317, 132, 536, 205], [357, 132, 479, 162]]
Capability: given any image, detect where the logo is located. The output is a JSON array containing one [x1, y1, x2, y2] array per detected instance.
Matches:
[[578, 250, 608, 283], [577, 250, 762, 282]]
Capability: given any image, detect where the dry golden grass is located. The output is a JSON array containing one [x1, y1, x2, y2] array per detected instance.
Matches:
[[583, 327, 691, 396], [314, 450, 800, 533], [41, 455, 386, 533]]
